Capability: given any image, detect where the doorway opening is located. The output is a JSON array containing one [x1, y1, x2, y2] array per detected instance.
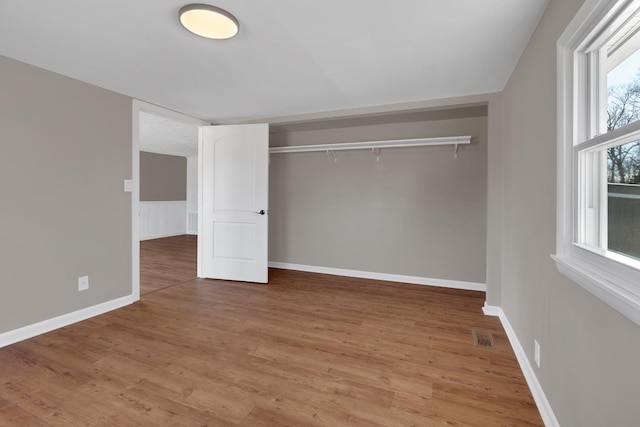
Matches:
[[132, 100, 209, 298]]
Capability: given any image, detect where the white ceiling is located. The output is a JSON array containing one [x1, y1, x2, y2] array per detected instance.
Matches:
[[0, 0, 550, 123], [139, 111, 199, 157]]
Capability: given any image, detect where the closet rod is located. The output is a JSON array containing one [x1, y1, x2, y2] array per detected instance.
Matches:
[[268, 136, 471, 154]]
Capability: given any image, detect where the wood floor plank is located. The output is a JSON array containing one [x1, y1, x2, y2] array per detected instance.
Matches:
[[140, 234, 197, 295], [0, 236, 544, 426]]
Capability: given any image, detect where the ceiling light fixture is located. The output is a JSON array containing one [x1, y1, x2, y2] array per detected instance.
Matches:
[[179, 4, 239, 40]]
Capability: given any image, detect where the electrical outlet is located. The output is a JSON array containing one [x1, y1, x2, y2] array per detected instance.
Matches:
[[124, 179, 133, 193], [78, 275, 89, 291], [534, 340, 541, 368]]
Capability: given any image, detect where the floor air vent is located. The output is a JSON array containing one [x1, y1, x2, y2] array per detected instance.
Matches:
[[473, 330, 495, 349]]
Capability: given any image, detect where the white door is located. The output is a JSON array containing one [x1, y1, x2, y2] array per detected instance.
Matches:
[[198, 124, 269, 283]]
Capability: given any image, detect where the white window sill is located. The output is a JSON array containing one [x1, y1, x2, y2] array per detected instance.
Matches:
[[552, 253, 640, 326]]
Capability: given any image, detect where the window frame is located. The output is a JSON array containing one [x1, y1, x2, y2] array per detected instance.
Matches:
[[556, 0, 640, 326]]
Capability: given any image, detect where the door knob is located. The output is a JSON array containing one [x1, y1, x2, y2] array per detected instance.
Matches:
[[255, 209, 266, 215]]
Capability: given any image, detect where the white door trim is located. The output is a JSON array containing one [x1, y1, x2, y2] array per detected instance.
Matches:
[[131, 100, 209, 299]]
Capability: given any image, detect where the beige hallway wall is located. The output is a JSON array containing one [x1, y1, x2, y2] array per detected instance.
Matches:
[[140, 151, 187, 201]]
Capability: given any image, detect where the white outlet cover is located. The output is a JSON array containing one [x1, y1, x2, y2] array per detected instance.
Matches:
[[78, 275, 89, 291], [534, 340, 541, 368], [124, 179, 133, 192]]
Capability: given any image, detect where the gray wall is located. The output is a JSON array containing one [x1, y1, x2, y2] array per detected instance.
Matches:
[[499, 0, 640, 425], [269, 109, 487, 284], [140, 151, 187, 201], [0, 55, 132, 334], [486, 94, 504, 306]]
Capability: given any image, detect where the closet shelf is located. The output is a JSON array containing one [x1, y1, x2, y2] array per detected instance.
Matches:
[[268, 136, 471, 155]]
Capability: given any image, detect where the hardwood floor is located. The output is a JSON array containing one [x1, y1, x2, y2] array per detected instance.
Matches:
[[140, 235, 197, 295], [0, 236, 543, 426]]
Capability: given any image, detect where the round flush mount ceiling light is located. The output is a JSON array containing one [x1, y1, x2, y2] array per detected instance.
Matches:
[[179, 4, 239, 40]]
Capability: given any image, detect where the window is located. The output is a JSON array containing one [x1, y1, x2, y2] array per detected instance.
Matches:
[[557, 0, 640, 326]]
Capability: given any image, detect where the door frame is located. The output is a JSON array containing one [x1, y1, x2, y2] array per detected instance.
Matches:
[[131, 100, 210, 299]]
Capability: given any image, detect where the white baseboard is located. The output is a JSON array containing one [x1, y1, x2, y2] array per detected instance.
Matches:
[[482, 305, 560, 427], [0, 294, 137, 348], [268, 262, 486, 292], [482, 302, 503, 316]]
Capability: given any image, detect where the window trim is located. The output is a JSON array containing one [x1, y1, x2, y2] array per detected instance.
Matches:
[[556, 0, 640, 326]]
